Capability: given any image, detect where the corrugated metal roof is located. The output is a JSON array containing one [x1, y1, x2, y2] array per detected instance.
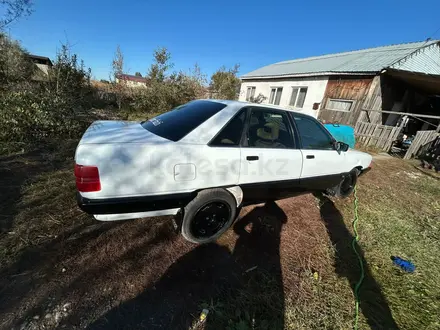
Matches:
[[242, 40, 440, 79], [389, 42, 440, 75]]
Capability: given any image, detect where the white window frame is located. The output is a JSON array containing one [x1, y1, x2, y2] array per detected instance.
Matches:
[[326, 98, 355, 112], [269, 87, 283, 105], [246, 86, 256, 101], [289, 86, 308, 108]]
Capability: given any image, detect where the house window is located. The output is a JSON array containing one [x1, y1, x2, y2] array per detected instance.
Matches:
[[246, 87, 256, 101], [327, 99, 354, 112], [289, 87, 308, 108], [269, 87, 283, 105]]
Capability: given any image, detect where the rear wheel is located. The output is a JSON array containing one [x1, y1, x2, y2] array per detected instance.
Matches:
[[181, 189, 237, 244]]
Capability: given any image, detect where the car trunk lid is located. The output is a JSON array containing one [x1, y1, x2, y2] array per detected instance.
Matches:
[[79, 120, 170, 144]]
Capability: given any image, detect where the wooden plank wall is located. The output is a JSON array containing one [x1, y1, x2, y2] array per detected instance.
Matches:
[[319, 76, 374, 126], [403, 130, 440, 159], [355, 122, 402, 151], [358, 75, 383, 124], [359, 74, 413, 125]]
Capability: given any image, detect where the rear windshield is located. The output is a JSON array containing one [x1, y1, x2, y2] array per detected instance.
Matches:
[[141, 100, 227, 141]]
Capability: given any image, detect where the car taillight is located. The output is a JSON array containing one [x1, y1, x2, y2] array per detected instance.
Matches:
[[75, 164, 101, 192]]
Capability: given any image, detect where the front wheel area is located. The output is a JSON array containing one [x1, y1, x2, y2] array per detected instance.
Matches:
[[181, 189, 238, 244], [327, 169, 359, 198]]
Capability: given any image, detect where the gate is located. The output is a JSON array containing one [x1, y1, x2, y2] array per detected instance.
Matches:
[[354, 122, 402, 151]]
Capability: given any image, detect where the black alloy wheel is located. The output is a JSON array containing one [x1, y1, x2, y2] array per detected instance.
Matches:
[[190, 201, 231, 239], [340, 173, 355, 195]]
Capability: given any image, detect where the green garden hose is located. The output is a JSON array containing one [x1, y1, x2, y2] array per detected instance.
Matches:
[[352, 186, 365, 330]]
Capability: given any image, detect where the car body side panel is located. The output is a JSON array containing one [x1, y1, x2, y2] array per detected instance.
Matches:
[[240, 178, 305, 204], [94, 208, 180, 221], [299, 173, 346, 191], [238, 148, 303, 184], [74, 100, 373, 219], [75, 143, 240, 199], [344, 149, 372, 170], [300, 149, 346, 178], [299, 149, 371, 189], [78, 148, 371, 220]]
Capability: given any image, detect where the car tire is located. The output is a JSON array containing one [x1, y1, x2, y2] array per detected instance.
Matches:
[[327, 169, 359, 198], [181, 188, 237, 244]]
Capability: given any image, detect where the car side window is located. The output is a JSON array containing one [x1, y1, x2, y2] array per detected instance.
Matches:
[[245, 109, 295, 149], [293, 115, 334, 150], [210, 109, 246, 146]]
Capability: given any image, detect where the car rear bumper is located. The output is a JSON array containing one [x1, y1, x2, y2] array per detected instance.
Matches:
[[76, 192, 196, 215]]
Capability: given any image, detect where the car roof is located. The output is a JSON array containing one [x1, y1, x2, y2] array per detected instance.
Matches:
[[200, 99, 315, 118]]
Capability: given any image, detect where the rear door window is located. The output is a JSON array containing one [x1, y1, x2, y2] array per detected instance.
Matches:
[[141, 100, 227, 141], [210, 109, 246, 146]]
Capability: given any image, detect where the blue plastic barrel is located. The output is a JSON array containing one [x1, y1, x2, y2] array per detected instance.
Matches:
[[324, 124, 356, 149]]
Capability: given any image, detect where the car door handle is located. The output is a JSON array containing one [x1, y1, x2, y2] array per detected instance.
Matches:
[[246, 156, 259, 161], [306, 155, 315, 159]]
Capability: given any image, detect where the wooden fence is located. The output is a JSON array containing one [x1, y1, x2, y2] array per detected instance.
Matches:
[[354, 122, 402, 151], [403, 130, 440, 160]]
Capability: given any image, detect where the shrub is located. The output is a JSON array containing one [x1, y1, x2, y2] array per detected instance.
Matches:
[[0, 90, 89, 141], [0, 33, 34, 91], [0, 35, 93, 142], [209, 65, 241, 100]]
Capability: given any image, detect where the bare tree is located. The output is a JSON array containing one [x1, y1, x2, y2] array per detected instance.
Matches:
[[0, 0, 33, 29], [188, 63, 207, 99], [111, 45, 124, 81], [111, 45, 126, 109]]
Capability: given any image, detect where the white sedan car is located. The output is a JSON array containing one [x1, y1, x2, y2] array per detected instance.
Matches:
[[75, 100, 372, 243]]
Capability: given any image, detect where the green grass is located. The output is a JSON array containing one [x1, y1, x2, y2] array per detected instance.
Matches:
[[332, 159, 440, 329]]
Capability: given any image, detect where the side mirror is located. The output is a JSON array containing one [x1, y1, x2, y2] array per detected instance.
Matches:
[[335, 141, 349, 152]]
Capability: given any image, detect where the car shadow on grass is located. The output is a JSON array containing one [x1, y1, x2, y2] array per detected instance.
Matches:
[[0, 141, 130, 329], [316, 194, 399, 330], [0, 142, 76, 233], [0, 220, 123, 326], [87, 201, 286, 330]]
